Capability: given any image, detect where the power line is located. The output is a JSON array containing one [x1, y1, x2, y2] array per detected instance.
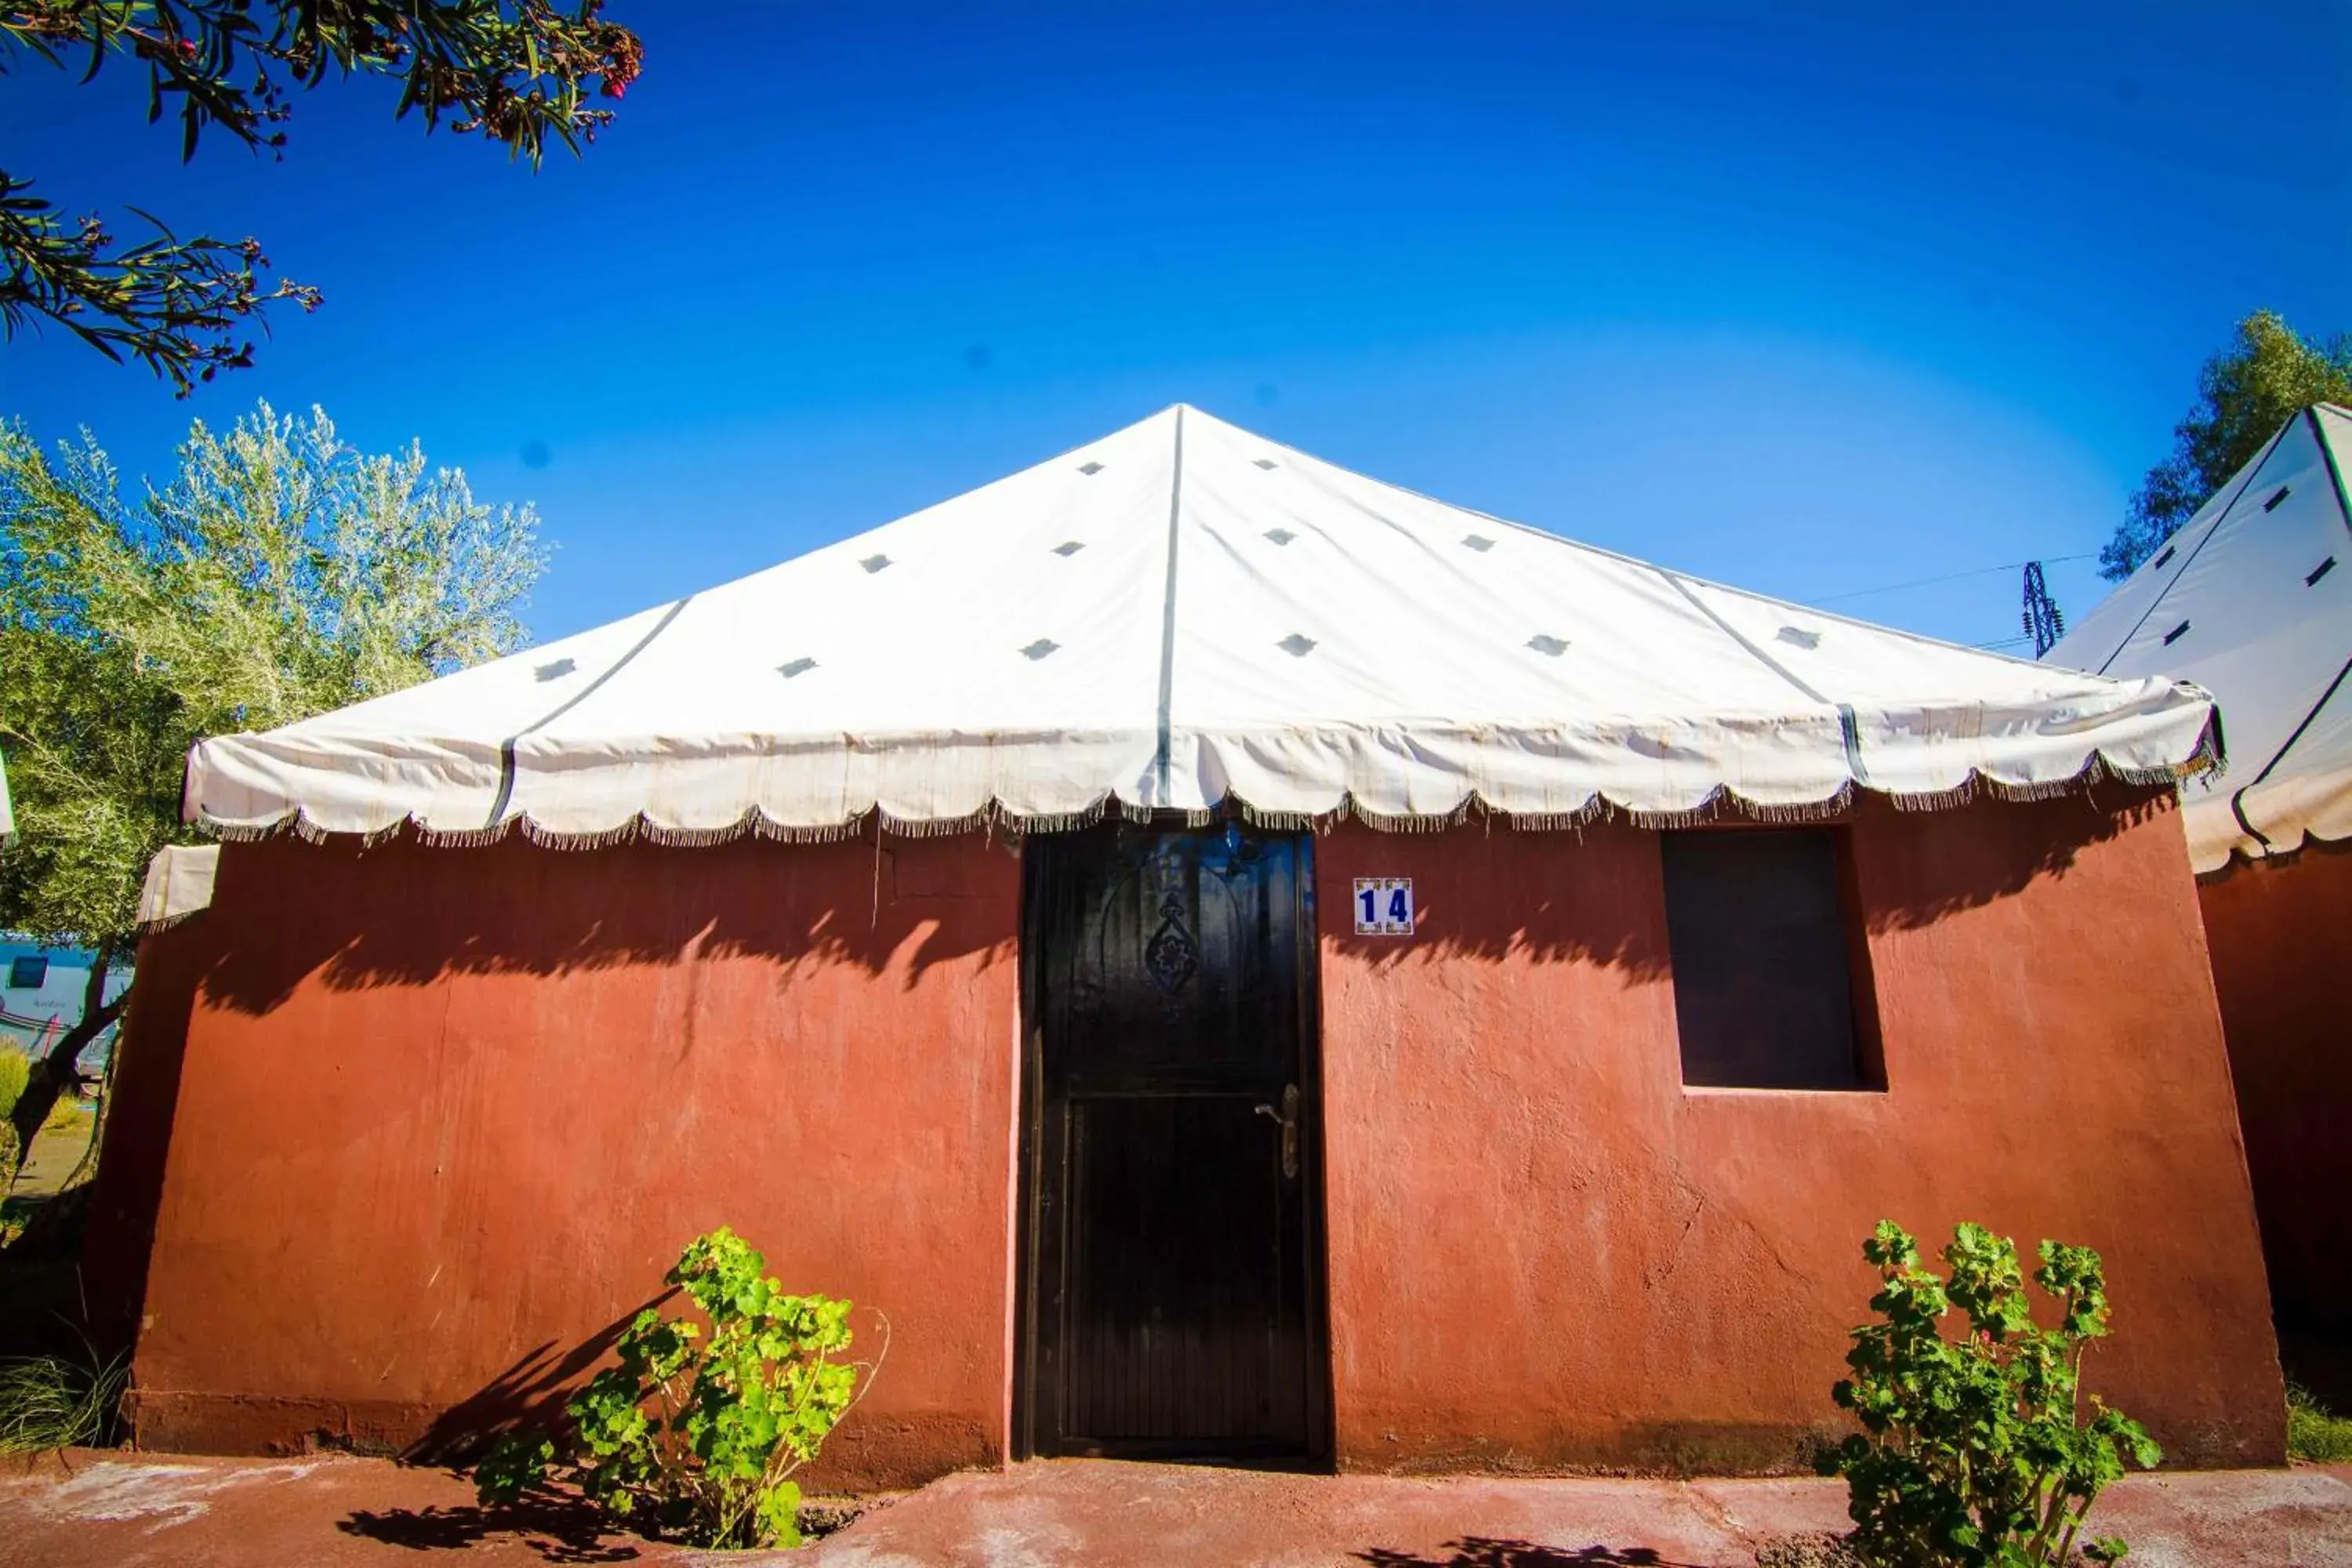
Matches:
[[1812, 553, 2096, 605]]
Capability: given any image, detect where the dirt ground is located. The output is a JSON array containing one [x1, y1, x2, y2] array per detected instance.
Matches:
[[10, 1116, 96, 1200], [2, 1451, 2348, 1567]]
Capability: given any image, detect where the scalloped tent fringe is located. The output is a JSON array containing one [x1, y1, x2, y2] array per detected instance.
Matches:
[[2194, 822, 2352, 882], [196, 724, 2219, 853]]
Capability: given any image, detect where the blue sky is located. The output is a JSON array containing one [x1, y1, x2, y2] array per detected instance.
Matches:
[[4, 2, 2346, 653]]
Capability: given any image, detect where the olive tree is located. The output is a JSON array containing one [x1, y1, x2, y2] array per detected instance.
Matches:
[[0, 400, 546, 1167]]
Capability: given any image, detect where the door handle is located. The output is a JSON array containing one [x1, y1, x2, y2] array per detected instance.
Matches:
[[1253, 1083, 1301, 1180]]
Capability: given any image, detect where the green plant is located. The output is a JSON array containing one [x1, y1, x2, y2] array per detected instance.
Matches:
[[0, 1049, 27, 1119], [476, 1228, 880, 1550], [2288, 1383, 2352, 1464], [1818, 1221, 2161, 1567], [2, 402, 545, 1160], [0, 1348, 127, 1454]]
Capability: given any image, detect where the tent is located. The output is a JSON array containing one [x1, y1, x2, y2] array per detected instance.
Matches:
[[2044, 404, 2352, 872], [94, 406, 2283, 1480], [189, 405, 2216, 845], [0, 746, 12, 845], [2045, 404, 2352, 1334]]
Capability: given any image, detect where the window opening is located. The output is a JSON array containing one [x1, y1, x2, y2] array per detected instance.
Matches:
[[1661, 827, 1881, 1091]]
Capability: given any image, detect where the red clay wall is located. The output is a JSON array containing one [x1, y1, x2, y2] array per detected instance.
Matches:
[[82, 910, 216, 1363], [1315, 789, 2285, 1472], [2196, 844, 2352, 1333], [96, 830, 1022, 1489], [96, 788, 2284, 1487]]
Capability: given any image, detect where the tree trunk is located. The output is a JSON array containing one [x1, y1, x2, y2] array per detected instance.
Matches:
[[6, 942, 130, 1186]]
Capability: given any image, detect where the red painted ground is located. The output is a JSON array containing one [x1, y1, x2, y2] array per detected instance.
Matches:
[[4, 1454, 2349, 1566]]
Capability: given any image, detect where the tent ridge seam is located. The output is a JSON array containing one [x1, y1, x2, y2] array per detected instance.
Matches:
[[1151, 406, 1185, 806]]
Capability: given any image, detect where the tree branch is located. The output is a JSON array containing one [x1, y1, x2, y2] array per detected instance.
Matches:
[[0, 170, 322, 394], [0, 2, 643, 387], [7, 944, 129, 1167]]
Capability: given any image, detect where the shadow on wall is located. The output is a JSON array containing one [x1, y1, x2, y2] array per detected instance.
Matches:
[[401, 1298, 672, 1468], [195, 830, 1018, 1016], [188, 786, 2169, 1010], [1852, 786, 2172, 936], [1333, 786, 2175, 983], [1355, 814, 1675, 982]]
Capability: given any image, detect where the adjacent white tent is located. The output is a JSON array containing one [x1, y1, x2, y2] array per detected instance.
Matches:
[[2045, 405, 2352, 873], [136, 844, 220, 933], [187, 405, 2218, 846], [0, 749, 13, 845]]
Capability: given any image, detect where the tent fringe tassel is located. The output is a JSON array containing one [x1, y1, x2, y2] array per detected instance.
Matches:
[[187, 728, 2223, 851], [1887, 779, 1979, 813]]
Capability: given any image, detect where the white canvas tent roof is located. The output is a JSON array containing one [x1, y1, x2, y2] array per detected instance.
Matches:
[[187, 405, 2217, 847], [2045, 404, 2352, 873]]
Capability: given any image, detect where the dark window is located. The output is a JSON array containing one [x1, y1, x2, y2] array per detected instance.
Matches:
[[1661, 828, 1878, 1090], [7, 955, 47, 989]]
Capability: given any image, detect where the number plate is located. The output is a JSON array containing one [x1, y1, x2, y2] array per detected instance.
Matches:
[[1352, 877, 1414, 935]]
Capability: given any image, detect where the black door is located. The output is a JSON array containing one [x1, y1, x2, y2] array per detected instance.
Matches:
[[1016, 822, 1327, 1461]]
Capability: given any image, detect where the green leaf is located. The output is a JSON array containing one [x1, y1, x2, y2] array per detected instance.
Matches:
[[758, 1478, 805, 1549], [466, 1225, 870, 1551], [1821, 1220, 2149, 1568]]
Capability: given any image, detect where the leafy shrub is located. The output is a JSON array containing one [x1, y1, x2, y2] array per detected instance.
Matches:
[[0, 1348, 128, 1454], [476, 1227, 877, 1550], [1817, 1220, 2161, 1567], [0, 1050, 28, 1120], [2288, 1383, 2352, 1463]]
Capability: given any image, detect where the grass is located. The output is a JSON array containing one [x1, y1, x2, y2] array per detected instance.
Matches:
[[2288, 1382, 2352, 1464], [0, 1348, 126, 1454]]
